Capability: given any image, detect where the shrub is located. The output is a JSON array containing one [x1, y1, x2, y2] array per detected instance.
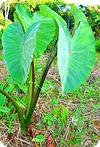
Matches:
[[84, 6, 100, 38]]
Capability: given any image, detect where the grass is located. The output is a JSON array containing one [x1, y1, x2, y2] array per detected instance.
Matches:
[[0, 50, 100, 146], [38, 53, 100, 146]]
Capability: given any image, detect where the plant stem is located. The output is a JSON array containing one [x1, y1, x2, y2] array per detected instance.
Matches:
[[0, 89, 18, 107], [26, 60, 35, 116], [25, 39, 58, 126], [31, 60, 35, 101], [0, 89, 26, 133], [25, 60, 35, 116], [35, 50, 57, 101]]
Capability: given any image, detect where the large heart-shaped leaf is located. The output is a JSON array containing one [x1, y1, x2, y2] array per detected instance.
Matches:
[[70, 5, 87, 29], [3, 22, 33, 83], [38, 5, 71, 40], [14, 4, 56, 57], [14, 3, 34, 32], [3, 19, 55, 83], [38, 5, 66, 25], [38, 5, 95, 93], [26, 17, 56, 57], [57, 20, 95, 93]]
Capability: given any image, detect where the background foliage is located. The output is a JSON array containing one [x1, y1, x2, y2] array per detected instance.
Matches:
[[0, 0, 100, 51]]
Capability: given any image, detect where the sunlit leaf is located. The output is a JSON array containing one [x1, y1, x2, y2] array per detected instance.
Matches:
[[14, 3, 34, 32], [57, 9, 95, 93]]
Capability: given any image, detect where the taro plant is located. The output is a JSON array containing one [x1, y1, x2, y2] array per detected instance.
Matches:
[[0, 3, 95, 133]]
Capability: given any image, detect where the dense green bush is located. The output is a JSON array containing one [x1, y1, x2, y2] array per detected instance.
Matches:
[[84, 6, 100, 38], [79, 6, 100, 52]]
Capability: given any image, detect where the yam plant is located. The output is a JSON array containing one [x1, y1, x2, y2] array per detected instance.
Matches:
[[0, 3, 95, 132]]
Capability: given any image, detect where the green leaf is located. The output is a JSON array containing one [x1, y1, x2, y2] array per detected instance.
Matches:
[[3, 22, 28, 84], [70, 5, 87, 29], [5, 76, 15, 91], [16, 100, 26, 109], [60, 105, 68, 122], [3, 19, 55, 83], [38, 5, 66, 26], [32, 134, 45, 142], [6, 75, 28, 93], [0, 106, 10, 113], [33, 11, 59, 36], [57, 20, 95, 93], [0, 94, 6, 106], [52, 98, 58, 105], [29, 18, 56, 57], [53, 107, 59, 115], [33, 12, 50, 22], [14, 3, 34, 32], [38, 5, 70, 39], [18, 83, 28, 93], [14, 4, 57, 57]]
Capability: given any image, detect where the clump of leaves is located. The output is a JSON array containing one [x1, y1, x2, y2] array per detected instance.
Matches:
[[0, 3, 95, 133], [32, 134, 45, 142]]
